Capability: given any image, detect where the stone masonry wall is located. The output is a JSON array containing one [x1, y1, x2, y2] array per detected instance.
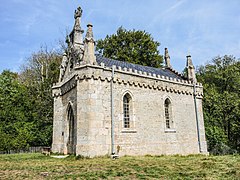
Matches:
[[52, 64, 208, 156], [52, 81, 77, 154]]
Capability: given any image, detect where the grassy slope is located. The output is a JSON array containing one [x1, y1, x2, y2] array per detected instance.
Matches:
[[0, 154, 239, 179]]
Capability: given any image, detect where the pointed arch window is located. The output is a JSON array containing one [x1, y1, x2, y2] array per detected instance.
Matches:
[[164, 98, 172, 129], [123, 93, 131, 128]]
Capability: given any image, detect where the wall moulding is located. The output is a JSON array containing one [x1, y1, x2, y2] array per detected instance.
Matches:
[[53, 65, 203, 98]]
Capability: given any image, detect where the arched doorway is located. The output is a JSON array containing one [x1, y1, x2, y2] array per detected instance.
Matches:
[[67, 105, 76, 154]]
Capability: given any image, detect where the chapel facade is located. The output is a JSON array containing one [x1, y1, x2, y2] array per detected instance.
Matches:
[[52, 6, 208, 157]]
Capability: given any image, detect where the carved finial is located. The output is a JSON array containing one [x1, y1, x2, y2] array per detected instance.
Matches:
[[83, 23, 96, 64], [186, 55, 196, 83], [59, 53, 68, 82], [72, 6, 84, 33], [186, 55, 193, 67], [85, 23, 94, 40], [74, 6, 82, 19], [164, 48, 171, 68]]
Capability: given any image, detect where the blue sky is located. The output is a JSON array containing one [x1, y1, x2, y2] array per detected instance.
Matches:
[[0, 0, 239, 73]]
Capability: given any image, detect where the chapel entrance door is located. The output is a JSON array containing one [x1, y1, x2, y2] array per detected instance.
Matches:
[[67, 105, 76, 154]]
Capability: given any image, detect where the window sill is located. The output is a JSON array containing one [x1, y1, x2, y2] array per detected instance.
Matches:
[[121, 129, 137, 133], [165, 129, 176, 133]]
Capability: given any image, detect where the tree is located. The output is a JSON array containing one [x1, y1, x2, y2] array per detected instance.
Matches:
[[197, 55, 240, 154], [96, 27, 163, 68], [19, 46, 62, 147], [19, 46, 62, 84], [0, 46, 62, 151], [0, 70, 36, 151]]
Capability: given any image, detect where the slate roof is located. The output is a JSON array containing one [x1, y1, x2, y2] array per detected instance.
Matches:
[[96, 55, 184, 80]]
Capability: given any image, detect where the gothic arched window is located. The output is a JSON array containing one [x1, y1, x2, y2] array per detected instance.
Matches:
[[123, 93, 131, 128], [164, 98, 172, 129]]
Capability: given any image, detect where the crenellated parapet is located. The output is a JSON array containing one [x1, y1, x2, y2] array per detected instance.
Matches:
[[53, 63, 203, 98]]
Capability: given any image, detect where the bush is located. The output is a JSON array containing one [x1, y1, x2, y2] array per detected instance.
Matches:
[[211, 143, 238, 155]]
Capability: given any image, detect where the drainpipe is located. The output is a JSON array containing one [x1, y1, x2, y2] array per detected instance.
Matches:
[[193, 83, 202, 153], [111, 66, 115, 155]]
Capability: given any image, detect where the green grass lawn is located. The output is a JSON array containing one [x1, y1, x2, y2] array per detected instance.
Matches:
[[0, 153, 239, 179]]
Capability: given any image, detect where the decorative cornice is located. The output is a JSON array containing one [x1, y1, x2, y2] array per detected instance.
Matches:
[[52, 63, 203, 98], [74, 63, 203, 87], [53, 75, 77, 97], [61, 76, 77, 95]]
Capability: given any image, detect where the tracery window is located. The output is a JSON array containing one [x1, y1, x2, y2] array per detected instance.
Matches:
[[123, 93, 131, 128], [164, 98, 171, 129]]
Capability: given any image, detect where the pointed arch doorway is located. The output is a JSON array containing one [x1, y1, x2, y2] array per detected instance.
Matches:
[[67, 104, 76, 154]]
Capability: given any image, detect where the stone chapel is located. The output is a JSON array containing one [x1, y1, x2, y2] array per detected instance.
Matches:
[[52, 6, 208, 157]]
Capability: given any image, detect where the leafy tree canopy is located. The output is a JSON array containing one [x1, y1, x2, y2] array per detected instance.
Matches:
[[19, 47, 62, 147], [197, 55, 240, 154], [0, 70, 36, 151], [0, 46, 62, 152], [96, 27, 163, 68]]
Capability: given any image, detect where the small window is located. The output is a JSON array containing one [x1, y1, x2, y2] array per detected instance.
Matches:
[[123, 94, 131, 128], [164, 98, 171, 129]]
